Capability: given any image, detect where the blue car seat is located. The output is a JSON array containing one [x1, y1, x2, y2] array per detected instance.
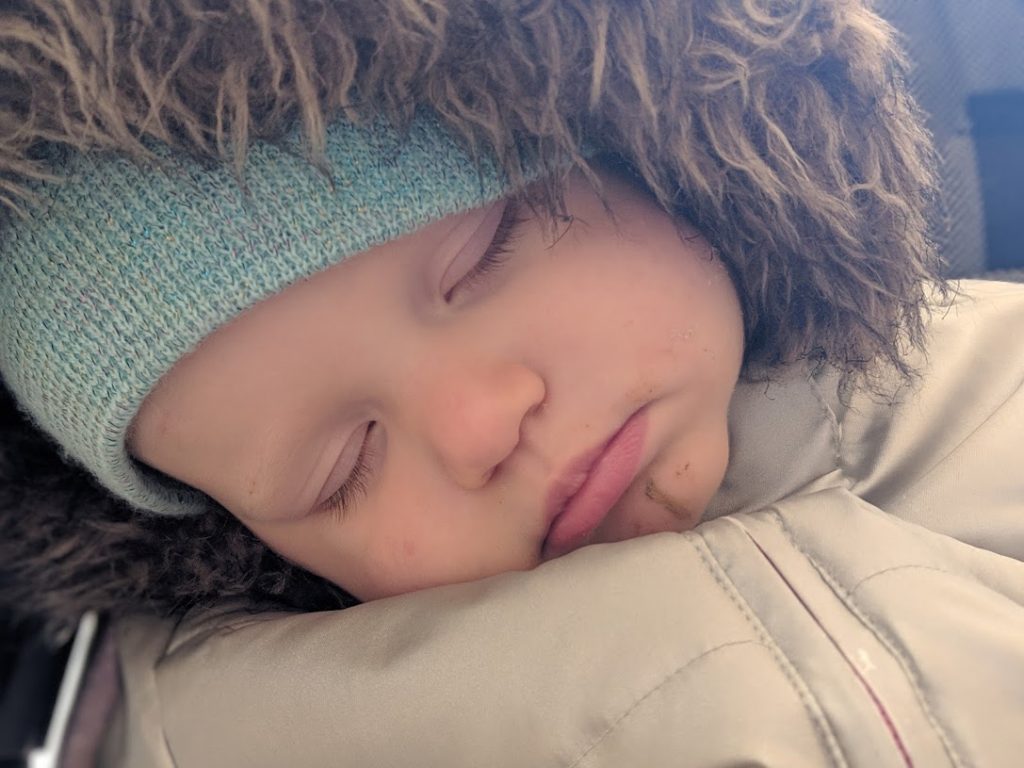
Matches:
[[878, 0, 1024, 279]]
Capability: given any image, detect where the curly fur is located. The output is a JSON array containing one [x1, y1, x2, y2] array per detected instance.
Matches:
[[0, 0, 944, 632], [0, 382, 354, 636]]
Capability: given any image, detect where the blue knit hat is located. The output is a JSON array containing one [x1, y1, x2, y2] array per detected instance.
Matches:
[[0, 116, 514, 515]]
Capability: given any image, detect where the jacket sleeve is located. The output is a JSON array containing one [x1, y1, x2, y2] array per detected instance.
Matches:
[[102, 488, 1024, 768]]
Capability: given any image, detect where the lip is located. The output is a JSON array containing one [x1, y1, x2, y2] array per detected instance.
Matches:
[[542, 409, 649, 560]]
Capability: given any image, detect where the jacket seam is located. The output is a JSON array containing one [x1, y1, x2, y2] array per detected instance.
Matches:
[[567, 536, 849, 768], [807, 371, 849, 487], [850, 563, 955, 594], [565, 639, 760, 768], [690, 536, 848, 767], [855, 556, 1024, 610], [774, 512, 969, 768]]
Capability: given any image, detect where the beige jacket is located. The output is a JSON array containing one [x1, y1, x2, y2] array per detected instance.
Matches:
[[101, 280, 1024, 767]]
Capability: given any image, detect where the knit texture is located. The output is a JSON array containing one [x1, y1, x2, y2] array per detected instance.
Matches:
[[0, 116, 511, 515]]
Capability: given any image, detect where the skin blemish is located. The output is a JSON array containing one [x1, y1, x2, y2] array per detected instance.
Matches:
[[645, 479, 690, 521], [625, 382, 656, 404], [669, 327, 694, 342]]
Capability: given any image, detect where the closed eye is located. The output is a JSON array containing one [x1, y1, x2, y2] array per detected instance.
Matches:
[[318, 422, 378, 520], [443, 198, 525, 302]]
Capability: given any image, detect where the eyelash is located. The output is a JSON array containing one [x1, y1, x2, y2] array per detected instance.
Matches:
[[321, 422, 377, 520], [443, 198, 525, 302], [320, 201, 525, 520]]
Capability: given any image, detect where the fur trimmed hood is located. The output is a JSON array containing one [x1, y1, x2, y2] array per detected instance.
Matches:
[[0, 0, 942, 630]]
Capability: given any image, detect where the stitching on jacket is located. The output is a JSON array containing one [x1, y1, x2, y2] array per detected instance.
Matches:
[[567, 536, 846, 768], [695, 533, 848, 766], [807, 372, 848, 485], [849, 563, 955, 594], [565, 639, 760, 768], [688, 536, 848, 767], [584, 535, 849, 768], [774, 512, 968, 768], [854, 551, 1024, 610]]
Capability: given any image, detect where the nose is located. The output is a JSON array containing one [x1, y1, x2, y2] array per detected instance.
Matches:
[[415, 360, 546, 489]]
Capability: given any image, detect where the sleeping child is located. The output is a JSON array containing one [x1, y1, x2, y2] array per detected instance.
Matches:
[[1, 0, 1022, 765]]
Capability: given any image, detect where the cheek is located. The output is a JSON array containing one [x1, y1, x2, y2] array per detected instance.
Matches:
[[616, 298, 734, 405], [337, 504, 436, 599], [234, 502, 425, 601], [342, 482, 488, 600], [343, 533, 423, 600], [240, 514, 357, 593], [679, 420, 732, 511]]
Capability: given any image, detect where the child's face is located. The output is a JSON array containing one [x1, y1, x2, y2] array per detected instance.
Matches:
[[131, 169, 744, 600]]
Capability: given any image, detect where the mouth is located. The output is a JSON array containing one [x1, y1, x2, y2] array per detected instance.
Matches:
[[541, 408, 649, 560]]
